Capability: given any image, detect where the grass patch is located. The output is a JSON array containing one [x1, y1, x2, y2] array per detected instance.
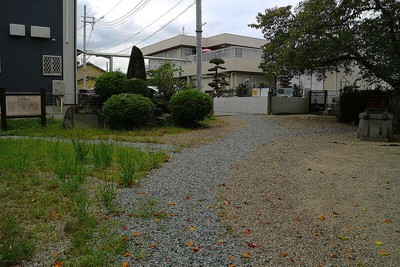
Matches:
[[0, 118, 188, 143], [0, 137, 167, 266]]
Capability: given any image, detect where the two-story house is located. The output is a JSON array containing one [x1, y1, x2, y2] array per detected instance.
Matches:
[[0, 0, 76, 105], [141, 33, 267, 92]]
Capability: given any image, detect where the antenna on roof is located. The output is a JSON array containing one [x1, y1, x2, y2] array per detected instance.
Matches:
[[182, 26, 185, 35]]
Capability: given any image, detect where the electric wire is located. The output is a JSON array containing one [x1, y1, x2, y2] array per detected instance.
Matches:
[[117, 0, 196, 53], [95, 0, 184, 52], [95, 0, 151, 28]]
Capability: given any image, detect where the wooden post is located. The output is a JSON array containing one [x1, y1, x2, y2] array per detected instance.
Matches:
[[40, 88, 46, 128], [0, 88, 6, 131]]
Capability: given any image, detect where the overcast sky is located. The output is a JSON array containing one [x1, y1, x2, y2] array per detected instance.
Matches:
[[77, 0, 301, 71]]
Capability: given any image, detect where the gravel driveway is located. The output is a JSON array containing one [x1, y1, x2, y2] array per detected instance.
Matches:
[[116, 114, 399, 266]]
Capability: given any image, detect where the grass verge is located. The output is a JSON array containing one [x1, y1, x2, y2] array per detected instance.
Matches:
[[0, 137, 167, 266]]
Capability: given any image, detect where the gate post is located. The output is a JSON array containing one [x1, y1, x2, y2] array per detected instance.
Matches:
[[0, 88, 6, 131], [40, 88, 46, 128], [267, 91, 272, 115]]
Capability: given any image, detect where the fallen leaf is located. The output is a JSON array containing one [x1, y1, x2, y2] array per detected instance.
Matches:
[[168, 213, 179, 217], [320, 171, 325, 174], [362, 208, 368, 212], [379, 250, 390, 256], [243, 229, 252, 235], [227, 255, 233, 260], [247, 242, 257, 248], [332, 211, 340, 216], [123, 251, 131, 257], [167, 202, 177, 206], [131, 232, 141, 237], [215, 241, 222, 245], [192, 247, 200, 252], [189, 227, 197, 231], [223, 201, 230, 205], [121, 235, 129, 241], [374, 241, 383, 246], [280, 252, 288, 257], [330, 253, 338, 258], [243, 253, 252, 258], [149, 243, 158, 248], [295, 216, 302, 222], [54, 261, 64, 267], [384, 219, 393, 223], [346, 248, 354, 253], [229, 265, 235, 267], [338, 235, 348, 241], [138, 192, 147, 197], [186, 241, 195, 247], [185, 195, 190, 200], [122, 262, 129, 267]]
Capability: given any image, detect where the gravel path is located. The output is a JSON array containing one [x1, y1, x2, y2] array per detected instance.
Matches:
[[115, 115, 287, 266], [221, 115, 399, 267]]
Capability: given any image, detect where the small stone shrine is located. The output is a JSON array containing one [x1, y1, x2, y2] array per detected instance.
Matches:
[[358, 93, 393, 141], [63, 97, 103, 129]]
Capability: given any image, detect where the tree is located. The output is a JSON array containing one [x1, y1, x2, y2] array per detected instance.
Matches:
[[147, 62, 180, 100], [249, 0, 400, 92]]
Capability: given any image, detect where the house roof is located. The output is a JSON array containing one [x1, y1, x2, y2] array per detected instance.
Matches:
[[77, 62, 107, 73], [141, 33, 266, 56]]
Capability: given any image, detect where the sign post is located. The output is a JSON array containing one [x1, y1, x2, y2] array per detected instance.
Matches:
[[0, 88, 46, 131]]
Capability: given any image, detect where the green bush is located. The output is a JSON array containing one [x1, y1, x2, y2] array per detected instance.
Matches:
[[103, 94, 155, 129], [338, 90, 394, 124], [169, 89, 212, 127], [125, 78, 150, 97], [95, 72, 128, 102]]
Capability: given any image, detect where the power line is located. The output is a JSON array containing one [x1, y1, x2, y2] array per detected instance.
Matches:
[[95, 0, 184, 52], [95, 0, 151, 28], [117, 0, 196, 53]]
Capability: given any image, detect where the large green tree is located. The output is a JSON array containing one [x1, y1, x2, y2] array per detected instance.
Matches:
[[250, 0, 400, 92]]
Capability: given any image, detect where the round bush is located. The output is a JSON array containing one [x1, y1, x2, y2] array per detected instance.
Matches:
[[169, 89, 212, 127], [103, 94, 155, 129], [125, 78, 150, 97], [94, 71, 127, 102]]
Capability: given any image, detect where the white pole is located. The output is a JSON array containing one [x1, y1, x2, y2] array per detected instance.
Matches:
[[196, 0, 202, 91]]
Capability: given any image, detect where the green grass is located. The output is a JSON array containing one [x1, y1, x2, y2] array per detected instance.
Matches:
[[0, 118, 188, 143], [0, 137, 168, 266]]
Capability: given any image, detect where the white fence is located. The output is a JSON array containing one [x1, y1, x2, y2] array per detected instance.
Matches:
[[213, 96, 309, 115]]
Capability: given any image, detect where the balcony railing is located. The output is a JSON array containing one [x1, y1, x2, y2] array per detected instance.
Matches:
[[147, 46, 263, 71]]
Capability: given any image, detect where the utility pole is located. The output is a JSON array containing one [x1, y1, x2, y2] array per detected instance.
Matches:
[[82, 5, 94, 90], [196, 0, 202, 91]]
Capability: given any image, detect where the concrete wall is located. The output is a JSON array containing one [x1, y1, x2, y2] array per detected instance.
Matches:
[[213, 96, 309, 115], [214, 97, 268, 114], [271, 96, 309, 114]]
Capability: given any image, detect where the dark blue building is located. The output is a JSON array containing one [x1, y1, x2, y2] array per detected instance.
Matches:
[[0, 0, 76, 104]]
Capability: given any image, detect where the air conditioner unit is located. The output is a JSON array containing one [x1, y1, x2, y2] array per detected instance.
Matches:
[[52, 80, 65, 96]]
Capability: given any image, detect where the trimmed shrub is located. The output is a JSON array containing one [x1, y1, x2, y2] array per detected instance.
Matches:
[[125, 78, 150, 97], [94, 72, 127, 102], [169, 89, 212, 127], [103, 94, 155, 130]]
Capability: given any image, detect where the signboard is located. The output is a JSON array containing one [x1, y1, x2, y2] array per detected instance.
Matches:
[[6, 95, 41, 116], [0, 88, 46, 131]]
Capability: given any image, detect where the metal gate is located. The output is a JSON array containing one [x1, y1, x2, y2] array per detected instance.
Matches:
[[309, 90, 327, 112]]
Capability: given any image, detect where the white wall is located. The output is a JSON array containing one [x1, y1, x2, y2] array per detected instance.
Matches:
[[214, 97, 268, 114], [213, 96, 309, 115]]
